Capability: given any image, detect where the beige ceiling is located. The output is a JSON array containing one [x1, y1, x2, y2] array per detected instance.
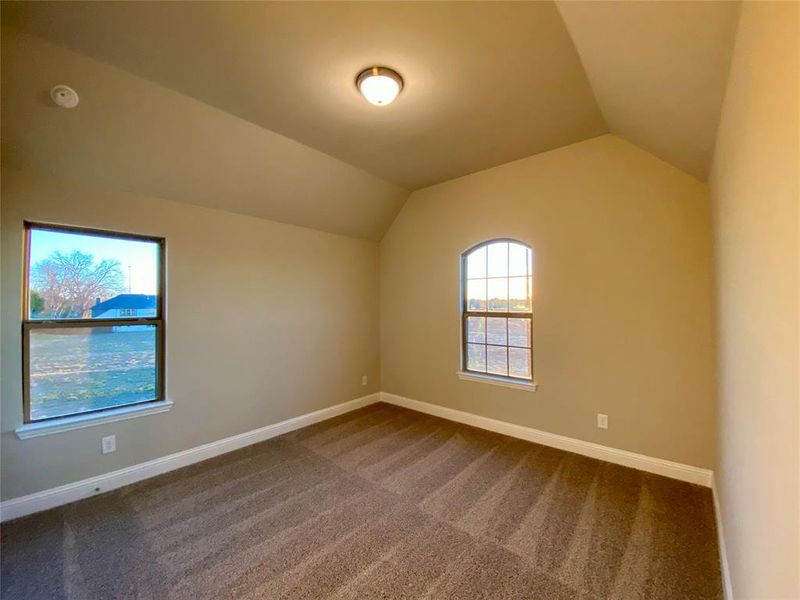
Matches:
[[1, 1, 742, 242], [557, 1, 741, 181], [1, 29, 407, 240], [2, 1, 606, 190]]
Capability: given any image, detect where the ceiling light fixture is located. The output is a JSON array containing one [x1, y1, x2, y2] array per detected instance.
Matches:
[[356, 66, 403, 106]]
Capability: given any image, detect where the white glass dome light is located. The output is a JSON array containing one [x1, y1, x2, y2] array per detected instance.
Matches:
[[356, 66, 403, 106]]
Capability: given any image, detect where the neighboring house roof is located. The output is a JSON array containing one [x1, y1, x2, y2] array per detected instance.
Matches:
[[91, 294, 156, 317]]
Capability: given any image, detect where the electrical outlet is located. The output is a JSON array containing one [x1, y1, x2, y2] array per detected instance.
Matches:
[[597, 414, 609, 429], [101, 434, 116, 454], [361, 375, 368, 386]]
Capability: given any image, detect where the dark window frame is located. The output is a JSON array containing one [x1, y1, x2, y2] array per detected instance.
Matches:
[[461, 238, 533, 383], [22, 221, 166, 423]]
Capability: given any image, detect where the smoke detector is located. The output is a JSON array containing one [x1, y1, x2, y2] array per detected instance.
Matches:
[[50, 85, 79, 109]]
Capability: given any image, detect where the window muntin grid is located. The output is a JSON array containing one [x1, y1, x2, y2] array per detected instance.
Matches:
[[462, 240, 532, 381]]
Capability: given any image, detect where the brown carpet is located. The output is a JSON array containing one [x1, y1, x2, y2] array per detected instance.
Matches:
[[0, 402, 722, 599]]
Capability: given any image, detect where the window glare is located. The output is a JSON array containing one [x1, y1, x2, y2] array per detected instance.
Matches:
[[467, 279, 487, 311], [467, 241, 530, 279], [466, 246, 487, 279], [509, 242, 529, 277], [487, 278, 508, 312], [487, 242, 508, 277]]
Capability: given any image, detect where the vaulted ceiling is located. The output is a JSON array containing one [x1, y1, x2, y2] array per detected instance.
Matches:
[[556, 1, 741, 181], [1, 1, 741, 240]]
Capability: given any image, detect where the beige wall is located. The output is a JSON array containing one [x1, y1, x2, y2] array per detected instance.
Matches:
[[380, 134, 717, 468], [710, 2, 800, 598], [0, 168, 380, 500]]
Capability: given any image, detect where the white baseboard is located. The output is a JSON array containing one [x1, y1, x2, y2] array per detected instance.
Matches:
[[712, 474, 733, 599], [0, 393, 380, 522], [380, 392, 713, 487], [0, 390, 714, 523]]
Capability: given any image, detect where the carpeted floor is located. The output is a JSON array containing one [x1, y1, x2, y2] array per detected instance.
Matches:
[[1, 402, 722, 599]]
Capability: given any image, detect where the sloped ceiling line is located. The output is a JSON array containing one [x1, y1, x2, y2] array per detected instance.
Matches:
[[0, 29, 409, 241], [1, 1, 741, 244], [1, 1, 606, 190], [556, 0, 741, 182]]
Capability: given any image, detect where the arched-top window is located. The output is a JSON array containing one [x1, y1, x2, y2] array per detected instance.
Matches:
[[461, 239, 533, 382]]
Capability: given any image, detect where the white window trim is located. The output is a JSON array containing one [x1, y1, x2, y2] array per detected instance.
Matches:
[[457, 371, 538, 392], [15, 400, 173, 439], [459, 239, 536, 393]]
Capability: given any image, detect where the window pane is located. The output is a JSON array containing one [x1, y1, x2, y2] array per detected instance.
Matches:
[[509, 347, 532, 379], [487, 278, 508, 312], [28, 325, 157, 420], [487, 242, 508, 277], [509, 243, 529, 277], [508, 277, 531, 312], [467, 317, 485, 343], [28, 228, 159, 320], [467, 343, 486, 372], [487, 346, 508, 376], [508, 318, 531, 347], [467, 279, 487, 311], [466, 246, 487, 279], [486, 317, 507, 345]]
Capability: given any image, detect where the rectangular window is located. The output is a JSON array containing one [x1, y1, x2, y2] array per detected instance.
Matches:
[[23, 222, 165, 422]]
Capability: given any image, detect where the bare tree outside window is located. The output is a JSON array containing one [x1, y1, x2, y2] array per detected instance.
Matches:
[[30, 250, 126, 318]]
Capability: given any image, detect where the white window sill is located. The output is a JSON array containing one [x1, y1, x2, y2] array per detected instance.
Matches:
[[457, 371, 538, 392], [15, 400, 173, 439]]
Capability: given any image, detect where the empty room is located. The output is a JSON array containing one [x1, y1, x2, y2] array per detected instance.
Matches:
[[0, 1, 797, 599]]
